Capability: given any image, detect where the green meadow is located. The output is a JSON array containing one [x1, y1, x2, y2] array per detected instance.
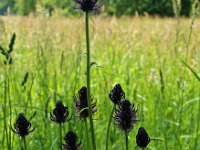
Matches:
[[0, 16, 199, 149]]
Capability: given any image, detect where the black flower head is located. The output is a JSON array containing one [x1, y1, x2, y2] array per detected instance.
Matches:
[[109, 83, 125, 105], [73, 86, 96, 119], [74, 0, 101, 13], [12, 113, 35, 137], [136, 127, 150, 149], [114, 99, 138, 134], [63, 130, 82, 150], [50, 101, 71, 123]]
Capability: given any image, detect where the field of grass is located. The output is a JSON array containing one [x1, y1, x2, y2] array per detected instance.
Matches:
[[0, 15, 199, 150]]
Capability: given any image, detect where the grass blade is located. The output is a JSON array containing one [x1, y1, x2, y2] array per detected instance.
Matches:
[[181, 59, 200, 82]]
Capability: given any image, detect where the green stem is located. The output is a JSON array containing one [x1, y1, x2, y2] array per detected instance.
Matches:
[[179, 89, 184, 149], [3, 105, 9, 150], [59, 123, 62, 150], [174, 12, 180, 56], [4, 66, 11, 150], [194, 89, 200, 149], [185, 15, 194, 64], [106, 105, 115, 150], [150, 137, 164, 141], [22, 137, 26, 150], [125, 133, 128, 150], [84, 119, 89, 150], [85, 11, 96, 150], [8, 67, 12, 150]]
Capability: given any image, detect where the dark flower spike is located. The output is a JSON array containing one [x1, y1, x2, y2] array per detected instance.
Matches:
[[136, 127, 150, 149], [63, 130, 82, 150], [109, 83, 125, 105], [74, 0, 101, 13], [73, 86, 97, 119], [12, 113, 35, 137], [50, 101, 71, 123], [114, 99, 138, 133]]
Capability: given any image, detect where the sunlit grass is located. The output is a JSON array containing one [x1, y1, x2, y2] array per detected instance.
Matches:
[[0, 15, 199, 150]]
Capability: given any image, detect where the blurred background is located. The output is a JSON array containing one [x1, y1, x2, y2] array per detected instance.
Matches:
[[0, 0, 193, 17]]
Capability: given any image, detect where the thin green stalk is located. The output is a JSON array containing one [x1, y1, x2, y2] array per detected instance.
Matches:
[[172, 0, 181, 56], [8, 67, 12, 150], [22, 137, 26, 150], [174, 14, 180, 56], [181, 9, 197, 79], [185, 18, 193, 64], [84, 119, 89, 150], [85, 11, 96, 150], [194, 89, 200, 149], [185, 8, 198, 64], [3, 105, 8, 150], [164, 130, 168, 150], [106, 105, 115, 150], [4, 66, 11, 150], [178, 88, 184, 150], [125, 133, 128, 150], [59, 123, 62, 150], [150, 137, 164, 141]]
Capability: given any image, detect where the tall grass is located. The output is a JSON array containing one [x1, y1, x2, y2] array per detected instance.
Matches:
[[0, 15, 199, 149]]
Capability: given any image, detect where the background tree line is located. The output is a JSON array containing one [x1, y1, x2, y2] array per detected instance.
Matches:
[[0, 0, 193, 16]]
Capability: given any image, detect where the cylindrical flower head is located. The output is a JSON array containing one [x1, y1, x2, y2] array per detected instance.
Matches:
[[63, 130, 81, 150], [114, 99, 138, 133], [74, 86, 96, 119], [12, 113, 35, 137], [50, 101, 71, 123], [109, 83, 125, 105], [74, 0, 101, 13], [136, 127, 150, 148]]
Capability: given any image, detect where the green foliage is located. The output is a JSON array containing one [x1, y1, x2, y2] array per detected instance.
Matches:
[[104, 0, 174, 16], [0, 16, 199, 149], [39, 0, 76, 16], [105, 0, 191, 16], [15, 0, 36, 15], [0, 0, 15, 14], [0, 0, 194, 16], [181, 60, 200, 82], [181, 0, 192, 16]]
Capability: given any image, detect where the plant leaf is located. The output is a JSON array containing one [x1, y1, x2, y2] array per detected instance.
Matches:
[[181, 59, 200, 82]]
